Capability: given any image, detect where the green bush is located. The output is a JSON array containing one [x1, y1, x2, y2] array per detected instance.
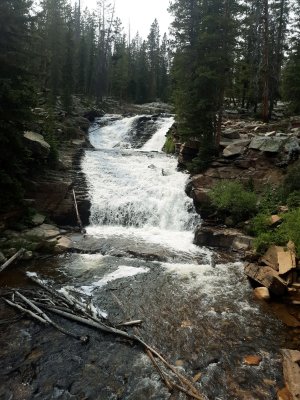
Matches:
[[163, 136, 175, 154], [283, 162, 300, 194], [253, 230, 288, 254], [287, 191, 300, 209], [208, 181, 257, 222], [253, 208, 300, 256], [280, 208, 300, 256], [248, 213, 270, 236], [257, 185, 284, 213]]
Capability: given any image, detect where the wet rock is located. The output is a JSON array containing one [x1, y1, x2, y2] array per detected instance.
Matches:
[[194, 226, 253, 251], [24, 224, 60, 240], [281, 349, 300, 400], [31, 213, 46, 227], [55, 236, 72, 253], [243, 355, 262, 366], [244, 263, 287, 296], [22, 251, 33, 260], [254, 287, 270, 301], [74, 116, 90, 132], [0, 251, 6, 264], [23, 131, 50, 159], [83, 109, 104, 122], [178, 139, 200, 165]]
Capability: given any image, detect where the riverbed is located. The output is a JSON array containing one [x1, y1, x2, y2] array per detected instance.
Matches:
[[0, 114, 296, 399]]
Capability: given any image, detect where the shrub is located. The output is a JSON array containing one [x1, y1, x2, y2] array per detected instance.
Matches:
[[280, 208, 300, 256], [208, 181, 257, 222], [248, 213, 270, 236], [253, 230, 288, 254], [253, 208, 300, 256], [287, 191, 300, 209], [257, 185, 284, 213], [163, 136, 175, 154], [283, 162, 300, 195]]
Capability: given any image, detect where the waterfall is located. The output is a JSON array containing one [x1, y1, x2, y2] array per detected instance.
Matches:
[[82, 114, 201, 253]]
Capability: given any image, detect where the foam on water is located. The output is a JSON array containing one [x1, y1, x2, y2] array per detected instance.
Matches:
[[80, 265, 150, 295], [82, 115, 202, 250]]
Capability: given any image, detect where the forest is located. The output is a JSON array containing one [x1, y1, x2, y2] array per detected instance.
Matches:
[[1, 0, 300, 207]]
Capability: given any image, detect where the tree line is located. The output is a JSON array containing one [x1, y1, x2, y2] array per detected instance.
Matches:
[[169, 0, 300, 169]]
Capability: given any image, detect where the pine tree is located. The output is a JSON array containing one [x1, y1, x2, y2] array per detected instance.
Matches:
[[170, 0, 238, 170], [0, 0, 35, 209]]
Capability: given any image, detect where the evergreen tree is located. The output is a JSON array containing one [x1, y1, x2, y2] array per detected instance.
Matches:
[[170, 0, 238, 170], [0, 0, 35, 209]]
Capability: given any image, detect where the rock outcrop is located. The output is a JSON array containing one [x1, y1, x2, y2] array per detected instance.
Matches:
[[194, 226, 253, 251], [23, 131, 50, 159]]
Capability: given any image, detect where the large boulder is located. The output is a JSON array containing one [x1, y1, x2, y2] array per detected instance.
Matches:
[[281, 349, 300, 400], [244, 263, 287, 296], [24, 223, 60, 240], [194, 226, 253, 251], [23, 131, 50, 159], [249, 135, 300, 154]]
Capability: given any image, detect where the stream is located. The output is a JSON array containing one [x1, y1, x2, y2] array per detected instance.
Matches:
[[0, 114, 296, 400]]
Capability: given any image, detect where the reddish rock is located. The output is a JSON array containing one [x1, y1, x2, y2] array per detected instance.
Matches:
[[254, 287, 270, 301], [244, 263, 287, 296], [243, 355, 262, 366]]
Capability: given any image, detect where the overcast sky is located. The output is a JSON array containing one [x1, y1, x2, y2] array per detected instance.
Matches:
[[77, 0, 172, 38]]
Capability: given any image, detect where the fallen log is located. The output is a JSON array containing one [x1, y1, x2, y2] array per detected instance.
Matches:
[[72, 189, 85, 233], [14, 291, 88, 343], [0, 248, 25, 273], [45, 305, 203, 399]]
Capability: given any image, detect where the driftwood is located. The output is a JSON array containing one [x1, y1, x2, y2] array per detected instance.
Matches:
[[2, 275, 205, 400], [72, 189, 85, 233], [14, 291, 88, 342], [0, 248, 24, 273]]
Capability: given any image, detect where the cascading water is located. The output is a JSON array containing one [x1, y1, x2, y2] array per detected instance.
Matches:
[[82, 114, 203, 254], [1, 113, 292, 400]]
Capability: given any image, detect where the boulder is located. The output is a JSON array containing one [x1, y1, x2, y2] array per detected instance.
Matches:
[[253, 287, 270, 301], [261, 245, 296, 275], [244, 263, 287, 296], [249, 135, 300, 155], [55, 236, 72, 253], [0, 251, 6, 264], [24, 224, 60, 240], [223, 143, 247, 157], [243, 355, 262, 366], [194, 226, 253, 251], [222, 128, 241, 139], [31, 213, 46, 227], [83, 109, 105, 122], [281, 349, 300, 400], [23, 131, 50, 159], [74, 116, 90, 132]]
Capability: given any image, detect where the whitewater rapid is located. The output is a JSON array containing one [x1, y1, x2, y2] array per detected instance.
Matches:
[[82, 114, 204, 255]]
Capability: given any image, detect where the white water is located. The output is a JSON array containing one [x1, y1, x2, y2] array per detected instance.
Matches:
[[82, 114, 204, 256]]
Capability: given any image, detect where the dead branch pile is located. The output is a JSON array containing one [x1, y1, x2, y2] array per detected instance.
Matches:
[[1, 274, 205, 400]]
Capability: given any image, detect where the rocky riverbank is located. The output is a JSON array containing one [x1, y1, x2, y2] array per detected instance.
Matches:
[[172, 111, 300, 324], [0, 100, 174, 264]]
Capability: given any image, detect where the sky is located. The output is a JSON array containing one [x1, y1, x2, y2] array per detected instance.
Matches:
[[78, 0, 173, 38]]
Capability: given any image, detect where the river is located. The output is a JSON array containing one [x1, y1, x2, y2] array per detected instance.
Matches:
[[0, 114, 294, 399]]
